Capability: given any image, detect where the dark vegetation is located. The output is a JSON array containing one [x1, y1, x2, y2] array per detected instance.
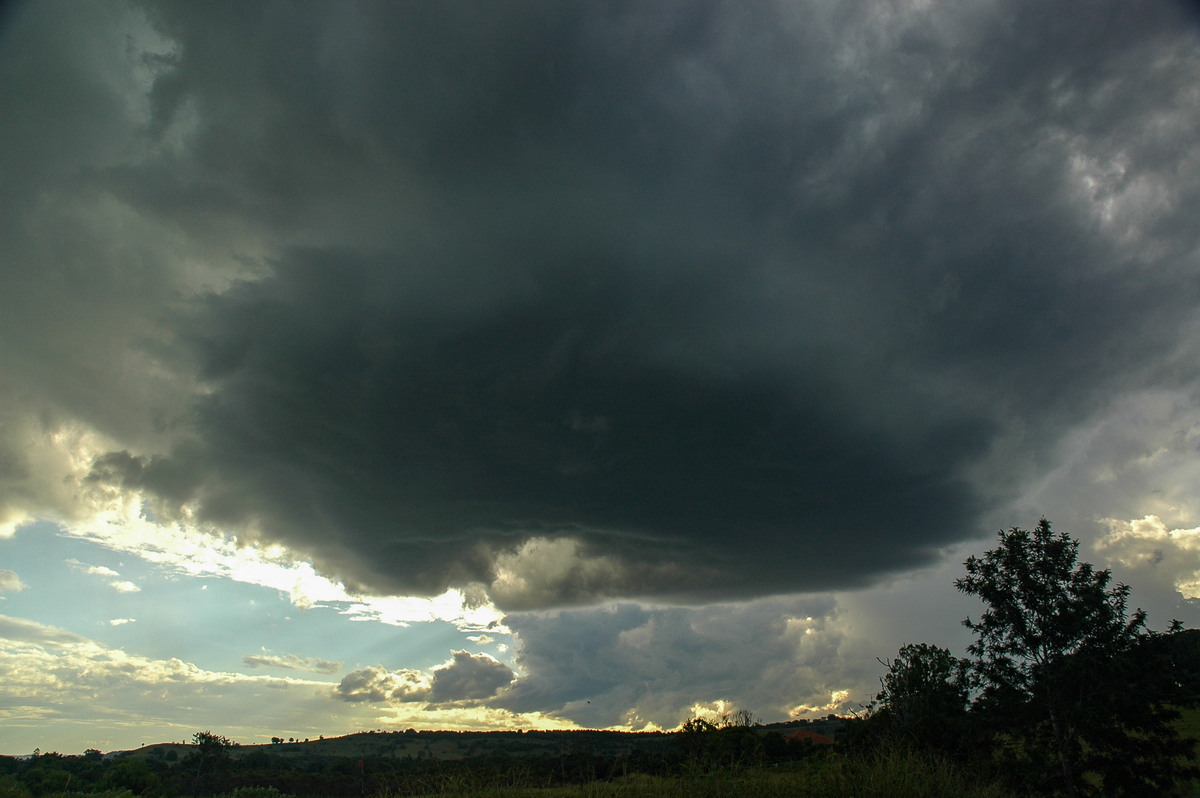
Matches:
[[851, 519, 1200, 796], [3, 520, 1199, 797], [0, 723, 838, 797]]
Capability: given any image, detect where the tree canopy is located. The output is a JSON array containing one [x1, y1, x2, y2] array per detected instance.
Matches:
[[866, 519, 1198, 797], [953, 519, 1197, 797], [868, 642, 972, 755]]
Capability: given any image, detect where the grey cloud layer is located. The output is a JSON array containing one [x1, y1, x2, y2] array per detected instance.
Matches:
[[3, 1, 1200, 607], [497, 597, 857, 729]]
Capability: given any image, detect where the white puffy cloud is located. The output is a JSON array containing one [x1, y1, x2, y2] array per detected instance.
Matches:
[[65, 560, 140, 593], [0, 569, 26, 594]]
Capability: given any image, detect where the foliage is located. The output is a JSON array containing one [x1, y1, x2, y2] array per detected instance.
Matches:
[[388, 742, 1013, 798], [186, 731, 237, 797], [672, 709, 767, 771], [955, 518, 1198, 797], [0, 727, 1017, 798], [865, 642, 973, 757], [99, 758, 160, 794], [0, 774, 29, 798], [192, 732, 237, 758]]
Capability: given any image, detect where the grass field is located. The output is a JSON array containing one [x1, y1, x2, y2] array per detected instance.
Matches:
[[372, 750, 1016, 798]]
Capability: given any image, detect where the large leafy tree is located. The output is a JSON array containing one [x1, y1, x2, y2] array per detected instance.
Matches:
[[869, 642, 972, 756], [187, 731, 235, 797], [956, 519, 1196, 797]]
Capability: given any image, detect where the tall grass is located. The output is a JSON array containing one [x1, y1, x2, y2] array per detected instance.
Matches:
[[382, 745, 1014, 798], [806, 747, 1012, 798]]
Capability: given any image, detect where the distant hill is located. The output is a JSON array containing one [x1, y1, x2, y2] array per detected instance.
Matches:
[[119, 728, 677, 764], [116, 720, 850, 764]]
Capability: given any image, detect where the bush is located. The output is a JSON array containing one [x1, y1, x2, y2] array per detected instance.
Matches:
[[0, 774, 29, 798], [226, 788, 297, 798]]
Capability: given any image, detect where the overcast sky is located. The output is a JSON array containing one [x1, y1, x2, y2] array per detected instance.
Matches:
[[3, 0, 1200, 755]]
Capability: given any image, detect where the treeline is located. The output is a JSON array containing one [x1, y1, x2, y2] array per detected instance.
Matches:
[[0, 725, 829, 797], [844, 519, 1200, 797]]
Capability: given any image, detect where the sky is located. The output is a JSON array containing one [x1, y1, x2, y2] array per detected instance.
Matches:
[[2, 0, 1200, 756]]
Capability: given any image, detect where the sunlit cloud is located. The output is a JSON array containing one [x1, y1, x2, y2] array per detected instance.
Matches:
[[367, 705, 580, 734], [75, 563, 120, 577], [59, 490, 506, 632], [1097, 515, 1200, 599], [0, 615, 357, 750], [66, 560, 141, 594], [789, 690, 853, 718]]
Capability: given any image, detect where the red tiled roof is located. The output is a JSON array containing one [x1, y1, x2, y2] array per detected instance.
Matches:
[[787, 730, 835, 745]]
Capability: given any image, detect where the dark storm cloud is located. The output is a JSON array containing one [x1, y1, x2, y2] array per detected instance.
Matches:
[[5, 1, 1200, 607]]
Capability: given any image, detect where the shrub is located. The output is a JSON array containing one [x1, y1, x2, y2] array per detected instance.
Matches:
[[226, 787, 297, 798]]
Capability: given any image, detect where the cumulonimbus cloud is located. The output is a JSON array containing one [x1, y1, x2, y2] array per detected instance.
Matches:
[[1, 0, 1199, 614]]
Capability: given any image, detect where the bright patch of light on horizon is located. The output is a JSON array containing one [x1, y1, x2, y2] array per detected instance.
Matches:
[[371, 705, 581, 733], [789, 689, 852, 718], [55, 491, 505, 632]]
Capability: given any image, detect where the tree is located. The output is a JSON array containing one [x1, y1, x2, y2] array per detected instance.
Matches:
[[187, 731, 235, 797], [100, 757, 160, 794], [956, 519, 1196, 796], [868, 642, 972, 756], [673, 710, 764, 770]]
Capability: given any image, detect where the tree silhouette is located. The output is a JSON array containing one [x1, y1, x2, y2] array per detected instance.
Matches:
[[956, 519, 1197, 796], [869, 642, 971, 756], [188, 731, 235, 797]]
